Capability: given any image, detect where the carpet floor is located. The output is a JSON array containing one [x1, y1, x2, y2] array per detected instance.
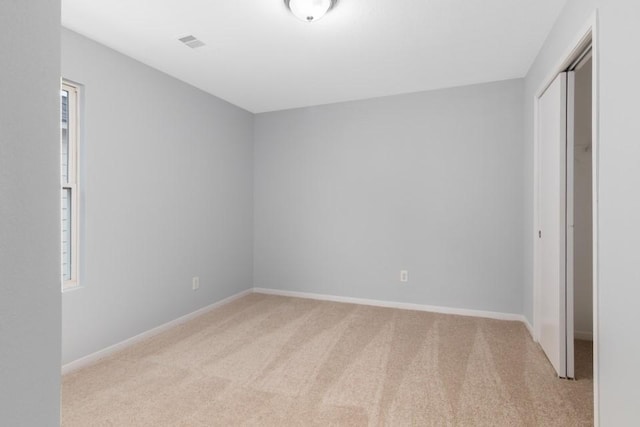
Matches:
[[62, 293, 593, 426]]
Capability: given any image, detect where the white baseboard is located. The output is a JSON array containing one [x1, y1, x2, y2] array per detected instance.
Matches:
[[63, 287, 537, 375], [253, 287, 527, 323], [574, 330, 594, 341], [523, 318, 535, 339], [61, 289, 252, 375]]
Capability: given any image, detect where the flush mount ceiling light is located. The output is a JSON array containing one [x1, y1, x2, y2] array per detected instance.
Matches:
[[284, 0, 337, 22]]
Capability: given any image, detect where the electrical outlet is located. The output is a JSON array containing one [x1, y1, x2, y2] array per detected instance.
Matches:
[[400, 270, 408, 283], [192, 276, 200, 291]]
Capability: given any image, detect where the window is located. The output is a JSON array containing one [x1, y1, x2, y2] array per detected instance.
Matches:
[[61, 81, 80, 289]]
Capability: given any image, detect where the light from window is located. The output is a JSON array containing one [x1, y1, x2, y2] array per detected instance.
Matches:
[[61, 81, 80, 289]]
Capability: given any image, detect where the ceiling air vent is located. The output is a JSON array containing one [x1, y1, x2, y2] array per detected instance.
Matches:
[[178, 35, 206, 49]]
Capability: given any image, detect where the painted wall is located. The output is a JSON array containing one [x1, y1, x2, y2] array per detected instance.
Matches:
[[573, 58, 593, 339], [255, 79, 524, 315], [523, 0, 640, 423], [61, 29, 254, 364], [0, 1, 62, 425]]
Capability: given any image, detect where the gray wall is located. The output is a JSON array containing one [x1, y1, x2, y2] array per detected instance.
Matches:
[[61, 29, 254, 364], [524, 0, 640, 423], [0, 1, 62, 425], [255, 79, 524, 314]]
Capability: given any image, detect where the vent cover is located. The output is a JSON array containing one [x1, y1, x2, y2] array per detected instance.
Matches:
[[178, 35, 206, 49]]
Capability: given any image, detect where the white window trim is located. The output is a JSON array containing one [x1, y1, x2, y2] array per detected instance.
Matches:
[[62, 81, 80, 290]]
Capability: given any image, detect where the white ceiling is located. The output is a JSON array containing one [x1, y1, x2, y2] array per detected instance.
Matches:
[[62, 0, 568, 113]]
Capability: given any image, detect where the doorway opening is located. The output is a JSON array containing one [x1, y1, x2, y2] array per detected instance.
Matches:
[[570, 52, 593, 381], [533, 11, 598, 421]]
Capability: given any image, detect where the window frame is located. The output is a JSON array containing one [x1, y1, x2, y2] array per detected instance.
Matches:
[[61, 81, 80, 290]]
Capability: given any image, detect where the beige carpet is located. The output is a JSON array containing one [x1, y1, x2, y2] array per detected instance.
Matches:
[[62, 294, 593, 426]]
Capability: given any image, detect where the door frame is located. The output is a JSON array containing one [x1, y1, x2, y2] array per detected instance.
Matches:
[[532, 9, 599, 424]]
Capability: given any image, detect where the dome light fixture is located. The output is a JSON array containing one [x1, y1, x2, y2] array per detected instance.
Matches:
[[284, 0, 337, 23]]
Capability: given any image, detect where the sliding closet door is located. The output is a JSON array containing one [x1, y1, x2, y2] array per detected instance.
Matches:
[[537, 72, 574, 378]]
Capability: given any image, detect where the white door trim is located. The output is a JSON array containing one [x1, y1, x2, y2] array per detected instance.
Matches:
[[566, 70, 576, 380], [532, 9, 599, 425]]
